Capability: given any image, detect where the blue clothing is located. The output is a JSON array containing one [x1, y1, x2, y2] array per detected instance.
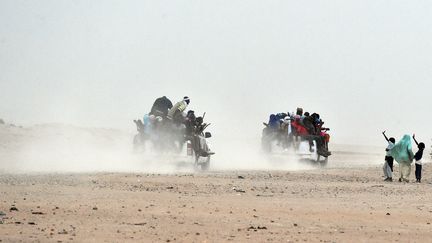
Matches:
[[143, 114, 150, 126], [268, 114, 280, 130], [142, 114, 152, 134]]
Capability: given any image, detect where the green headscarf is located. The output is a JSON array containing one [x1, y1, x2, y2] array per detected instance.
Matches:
[[389, 134, 414, 164]]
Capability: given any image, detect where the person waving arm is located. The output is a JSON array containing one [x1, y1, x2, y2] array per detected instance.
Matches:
[[382, 131, 390, 142], [412, 134, 419, 146]]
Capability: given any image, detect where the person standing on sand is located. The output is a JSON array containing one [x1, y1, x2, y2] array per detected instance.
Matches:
[[382, 131, 395, 181], [389, 134, 414, 183], [412, 134, 425, 183]]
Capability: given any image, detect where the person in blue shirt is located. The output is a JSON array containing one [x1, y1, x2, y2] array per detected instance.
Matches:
[[268, 114, 280, 130]]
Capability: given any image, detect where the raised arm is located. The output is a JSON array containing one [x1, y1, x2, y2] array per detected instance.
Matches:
[[412, 134, 419, 146], [382, 131, 389, 142]]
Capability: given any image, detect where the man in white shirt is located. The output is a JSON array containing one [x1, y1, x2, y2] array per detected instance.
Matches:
[[382, 131, 395, 182]]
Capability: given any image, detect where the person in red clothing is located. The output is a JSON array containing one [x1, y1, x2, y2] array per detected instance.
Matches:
[[291, 119, 309, 136], [291, 113, 330, 157]]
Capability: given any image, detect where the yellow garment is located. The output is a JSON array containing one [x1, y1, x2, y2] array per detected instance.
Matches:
[[167, 100, 187, 120]]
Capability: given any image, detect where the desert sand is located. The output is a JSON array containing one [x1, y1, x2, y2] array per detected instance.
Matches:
[[1, 123, 431, 242]]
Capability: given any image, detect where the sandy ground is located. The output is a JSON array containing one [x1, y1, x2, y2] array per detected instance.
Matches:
[[1, 165, 432, 243]]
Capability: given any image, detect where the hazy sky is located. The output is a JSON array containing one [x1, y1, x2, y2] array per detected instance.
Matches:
[[1, 0, 431, 145]]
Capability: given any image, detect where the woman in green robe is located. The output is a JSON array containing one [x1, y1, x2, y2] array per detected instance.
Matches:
[[389, 134, 414, 182]]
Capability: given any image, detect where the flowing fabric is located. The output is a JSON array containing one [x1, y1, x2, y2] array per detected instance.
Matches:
[[389, 134, 414, 164]]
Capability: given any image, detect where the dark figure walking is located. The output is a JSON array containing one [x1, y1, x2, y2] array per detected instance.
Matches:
[[412, 134, 425, 183]]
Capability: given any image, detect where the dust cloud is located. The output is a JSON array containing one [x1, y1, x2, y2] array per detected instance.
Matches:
[[0, 121, 323, 174]]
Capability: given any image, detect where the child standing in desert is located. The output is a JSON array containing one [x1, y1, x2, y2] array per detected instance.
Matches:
[[382, 131, 395, 181], [412, 134, 425, 183]]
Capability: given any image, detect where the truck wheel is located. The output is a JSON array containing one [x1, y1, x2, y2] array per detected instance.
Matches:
[[261, 138, 272, 153], [133, 134, 143, 152], [201, 157, 210, 171], [320, 157, 328, 167]]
